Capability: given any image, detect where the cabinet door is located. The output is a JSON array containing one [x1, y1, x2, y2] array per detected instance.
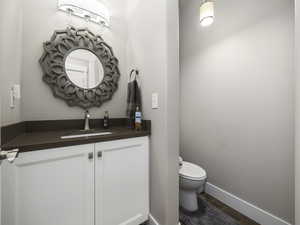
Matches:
[[2, 144, 95, 225], [95, 137, 149, 225]]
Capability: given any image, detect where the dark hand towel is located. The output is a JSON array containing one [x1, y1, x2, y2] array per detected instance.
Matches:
[[126, 79, 142, 120]]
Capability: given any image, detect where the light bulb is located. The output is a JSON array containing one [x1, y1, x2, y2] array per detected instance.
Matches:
[[200, 1, 214, 27], [201, 17, 214, 27]]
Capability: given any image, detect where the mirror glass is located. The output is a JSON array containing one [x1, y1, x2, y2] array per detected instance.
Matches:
[[65, 49, 104, 89]]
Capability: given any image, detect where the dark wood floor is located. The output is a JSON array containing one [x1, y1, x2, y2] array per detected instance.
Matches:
[[201, 193, 261, 225], [143, 193, 260, 225]]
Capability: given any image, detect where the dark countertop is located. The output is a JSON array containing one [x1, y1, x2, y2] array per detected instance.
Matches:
[[1, 119, 151, 152]]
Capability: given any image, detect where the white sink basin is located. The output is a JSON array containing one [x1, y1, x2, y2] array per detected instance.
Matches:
[[61, 132, 112, 139]]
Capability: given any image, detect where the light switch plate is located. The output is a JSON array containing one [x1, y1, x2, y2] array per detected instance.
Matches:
[[13, 84, 21, 99], [152, 93, 159, 109], [10, 84, 21, 109], [10, 87, 15, 108]]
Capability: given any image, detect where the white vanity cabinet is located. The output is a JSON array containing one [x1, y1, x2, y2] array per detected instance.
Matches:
[[2, 144, 95, 225], [2, 137, 149, 225], [95, 138, 149, 225]]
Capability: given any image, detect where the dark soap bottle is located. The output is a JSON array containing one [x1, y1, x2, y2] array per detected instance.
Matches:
[[103, 111, 109, 129]]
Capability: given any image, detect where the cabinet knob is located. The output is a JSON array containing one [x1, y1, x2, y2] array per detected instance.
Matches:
[[97, 151, 102, 158], [88, 152, 94, 160]]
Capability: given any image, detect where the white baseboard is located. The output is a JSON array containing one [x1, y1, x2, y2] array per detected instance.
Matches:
[[149, 214, 160, 225], [205, 183, 291, 225], [149, 214, 181, 225]]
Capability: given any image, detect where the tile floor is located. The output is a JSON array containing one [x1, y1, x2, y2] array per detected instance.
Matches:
[[199, 193, 260, 225]]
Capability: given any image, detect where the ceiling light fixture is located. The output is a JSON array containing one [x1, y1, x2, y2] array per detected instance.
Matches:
[[200, 0, 214, 27]]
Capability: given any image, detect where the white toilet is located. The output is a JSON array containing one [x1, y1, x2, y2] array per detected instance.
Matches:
[[179, 157, 207, 212]]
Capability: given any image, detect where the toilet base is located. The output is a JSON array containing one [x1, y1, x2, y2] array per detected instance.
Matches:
[[179, 189, 198, 212]]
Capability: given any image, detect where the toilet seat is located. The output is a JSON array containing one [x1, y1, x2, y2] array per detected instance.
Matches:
[[179, 161, 207, 181]]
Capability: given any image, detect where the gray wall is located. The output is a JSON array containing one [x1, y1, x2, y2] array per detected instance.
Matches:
[[0, 0, 23, 126], [166, 0, 180, 224], [21, 0, 129, 121], [0, 0, 23, 221], [127, 0, 179, 224], [180, 0, 294, 223], [296, 0, 300, 224]]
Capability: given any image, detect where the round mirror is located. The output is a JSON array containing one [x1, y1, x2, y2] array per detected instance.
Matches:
[[65, 49, 104, 89]]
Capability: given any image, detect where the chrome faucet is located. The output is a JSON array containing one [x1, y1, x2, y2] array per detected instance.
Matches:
[[84, 110, 90, 130]]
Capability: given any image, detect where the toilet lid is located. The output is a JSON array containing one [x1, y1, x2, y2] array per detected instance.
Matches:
[[179, 161, 207, 180]]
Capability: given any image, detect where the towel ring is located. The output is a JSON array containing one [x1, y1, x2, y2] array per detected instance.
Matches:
[[129, 69, 141, 87], [129, 69, 139, 81]]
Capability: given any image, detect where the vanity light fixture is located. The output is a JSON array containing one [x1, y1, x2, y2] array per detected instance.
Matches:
[[200, 0, 214, 27], [58, 0, 110, 28]]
